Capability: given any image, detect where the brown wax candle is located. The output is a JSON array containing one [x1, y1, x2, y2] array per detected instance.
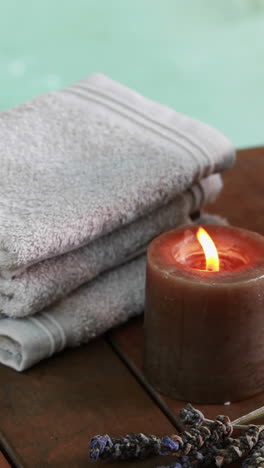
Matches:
[[144, 225, 264, 403]]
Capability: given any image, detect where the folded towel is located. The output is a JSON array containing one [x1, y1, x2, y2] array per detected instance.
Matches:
[[0, 212, 228, 371], [0, 73, 234, 279], [0, 175, 221, 318], [0, 256, 146, 371], [0, 73, 235, 370]]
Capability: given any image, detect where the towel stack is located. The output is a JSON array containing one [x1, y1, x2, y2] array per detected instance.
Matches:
[[0, 74, 235, 371]]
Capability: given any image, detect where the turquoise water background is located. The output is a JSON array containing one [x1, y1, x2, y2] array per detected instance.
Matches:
[[1, 0, 264, 148]]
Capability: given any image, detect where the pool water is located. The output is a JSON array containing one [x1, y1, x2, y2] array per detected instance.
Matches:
[[1, 0, 264, 147]]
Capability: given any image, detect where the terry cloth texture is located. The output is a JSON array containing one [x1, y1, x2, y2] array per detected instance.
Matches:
[[0, 175, 222, 318], [0, 73, 235, 278], [0, 73, 235, 370], [0, 210, 229, 371]]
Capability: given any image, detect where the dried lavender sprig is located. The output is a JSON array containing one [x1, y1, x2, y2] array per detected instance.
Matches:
[[158, 424, 259, 468], [232, 406, 264, 426], [174, 433, 238, 468], [213, 425, 260, 467], [89, 411, 232, 461], [160, 429, 261, 468], [90, 433, 186, 460], [180, 404, 205, 427], [203, 407, 264, 431], [179, 403, 253, 434], [158, 448, 205, 468], [90, 433, 164, 460], [174, 414, 233, 456], [242, 429, 264, 468], [160, 443, 227, 468]]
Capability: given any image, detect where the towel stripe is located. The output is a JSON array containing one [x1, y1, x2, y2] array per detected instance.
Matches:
[[29, 316, 56, 357], [63, 87, 211, 179], [42, 312, 67, 352], [75, 82, 213, 171]]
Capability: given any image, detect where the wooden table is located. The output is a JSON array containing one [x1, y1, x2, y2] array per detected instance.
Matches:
[[0, 147, 263, 468]]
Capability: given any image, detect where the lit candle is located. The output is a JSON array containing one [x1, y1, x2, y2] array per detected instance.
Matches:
[[144, 225, 264, 403]]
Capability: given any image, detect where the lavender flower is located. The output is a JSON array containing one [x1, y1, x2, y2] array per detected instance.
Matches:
[[180, 404, 204, 427], [90, 435, 113, 460], [160, 436, 180, 455], [213, 425, 260, 467], [89, 415, 231, 462], [89, 405, 258, 466], [242, 429, 264, 468], [90, 433, 163, 460]]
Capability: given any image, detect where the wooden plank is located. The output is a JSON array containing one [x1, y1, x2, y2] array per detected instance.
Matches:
[[0, 338, 177, 468], [207, 146, 264, 234], [109, 346, 264, 468], [0, 451, 11, 468], [1, 147, 263, 467], [110, 147, 264, 423]]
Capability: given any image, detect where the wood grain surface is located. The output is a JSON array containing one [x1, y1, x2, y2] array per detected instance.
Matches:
[[0, 339, 176, 468], [0, 147, 263, 467], [207, 147, 264, 234], [110, 146, 264, 422]]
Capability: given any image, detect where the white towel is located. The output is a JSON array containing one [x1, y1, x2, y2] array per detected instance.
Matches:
[[0, 175, 221, 318], [0, 73, 235, 370], [0, 73, 234, 277], [0, 211, 228, 372]]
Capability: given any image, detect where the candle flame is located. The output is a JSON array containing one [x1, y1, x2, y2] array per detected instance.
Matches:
[[196, 227, 220, 272]]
